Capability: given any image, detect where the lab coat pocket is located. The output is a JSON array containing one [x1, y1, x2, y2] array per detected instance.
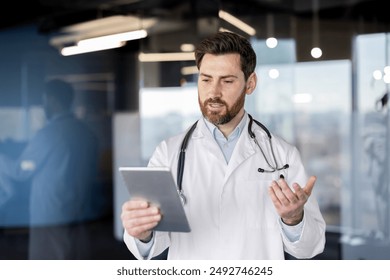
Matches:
[[241, 179, 279, 230]]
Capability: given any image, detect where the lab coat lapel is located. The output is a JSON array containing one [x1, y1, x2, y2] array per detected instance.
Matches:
[[223, 118, 263, 183], [195, 120, 227, 163]]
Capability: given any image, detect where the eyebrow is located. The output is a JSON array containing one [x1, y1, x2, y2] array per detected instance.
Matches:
[[199, 73, 238, 79]]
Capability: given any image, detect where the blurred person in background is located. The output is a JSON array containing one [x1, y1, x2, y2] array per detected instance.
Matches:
[[0, 79, 99, 259]]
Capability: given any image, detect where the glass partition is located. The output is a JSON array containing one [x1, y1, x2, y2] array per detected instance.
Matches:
[[250, 59, 351, 230], [140, 85, 200, 164], [342, 33, 390, 259]]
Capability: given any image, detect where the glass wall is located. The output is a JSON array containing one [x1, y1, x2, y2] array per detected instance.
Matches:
[[0, 25, 119, 259], [140, 86, 200, 164], [342, 33, 390, 259], [251, 59, 351, 230]]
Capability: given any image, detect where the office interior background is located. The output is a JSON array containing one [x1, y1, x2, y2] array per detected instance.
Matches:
[[0, 0, 389, 260]]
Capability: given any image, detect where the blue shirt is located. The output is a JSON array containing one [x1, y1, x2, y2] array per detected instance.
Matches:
[[203, 114, 247, 163]]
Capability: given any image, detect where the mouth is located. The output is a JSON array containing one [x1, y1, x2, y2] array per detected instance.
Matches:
[[205, 98, 226, 110], [208, 102, 224, 109]]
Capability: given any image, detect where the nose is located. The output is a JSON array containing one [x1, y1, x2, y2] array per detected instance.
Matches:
[[209, 81, 222, 98]]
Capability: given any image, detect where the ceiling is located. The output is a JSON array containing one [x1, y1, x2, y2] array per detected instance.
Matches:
[[1, 0, 389, 59], [1, 0, 389, 31]]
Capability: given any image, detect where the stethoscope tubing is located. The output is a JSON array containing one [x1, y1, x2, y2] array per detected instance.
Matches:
[[176, 114, 289, 204]]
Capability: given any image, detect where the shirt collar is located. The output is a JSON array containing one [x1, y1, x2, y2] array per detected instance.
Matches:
[[203, 112, 248, 140]]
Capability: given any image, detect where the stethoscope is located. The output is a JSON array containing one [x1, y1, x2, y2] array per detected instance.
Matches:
[[176, 114, 289, 205]]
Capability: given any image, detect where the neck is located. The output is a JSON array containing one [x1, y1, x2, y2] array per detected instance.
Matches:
[[216, 110, 245, 138]]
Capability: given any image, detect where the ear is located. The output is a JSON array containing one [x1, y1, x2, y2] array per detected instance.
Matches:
[[245, 72, 257, 95]]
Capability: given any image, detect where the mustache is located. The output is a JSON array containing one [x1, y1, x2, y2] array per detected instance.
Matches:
[[204, 98, 227, 106]]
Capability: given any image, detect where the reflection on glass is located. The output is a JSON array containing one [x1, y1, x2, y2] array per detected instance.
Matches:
[[0, 79, 105, 259]]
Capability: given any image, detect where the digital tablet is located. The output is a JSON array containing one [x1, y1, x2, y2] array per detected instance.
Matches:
[[119, 166, 191, 232]]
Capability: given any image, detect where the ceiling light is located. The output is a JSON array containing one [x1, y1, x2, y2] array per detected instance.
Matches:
[[60, 29, 147, 56], [61, 30, 148, 56], [180, 44, 195, 52], [50, 15, 155, 50], [266, 14, 278, 48], [268, 69, 279, 79], [78, 30, 147, 47], [218, 10, 256, 36], [139, 52, 195, 62], [311, 47, 322, 59], [266, 37, 278, 48], [61, 41, 126, 56], [311, 0, 322, 59]]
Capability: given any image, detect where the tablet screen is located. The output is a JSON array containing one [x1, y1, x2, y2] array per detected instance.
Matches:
[[119, 166, 191, 232]]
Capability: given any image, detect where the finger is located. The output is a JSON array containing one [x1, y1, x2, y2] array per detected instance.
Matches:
[[303, 176, 316, 196], [123, 210, 161, 237], [290, 176, 316, 202], [123, 205, 160, 221], [268, 186, 282, 208], [126, 221, 159, 238], [125, 212, 161, 229], [122, 198, 149, 211], [277, 178, 299, 203], [292, 183, 308, 201], [269, 181, 291, 206]]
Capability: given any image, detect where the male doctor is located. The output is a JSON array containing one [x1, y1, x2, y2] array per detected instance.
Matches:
[[121, 31, 326, 259]]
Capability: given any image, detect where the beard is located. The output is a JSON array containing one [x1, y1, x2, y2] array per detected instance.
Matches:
[[198, 89, 246, 125]]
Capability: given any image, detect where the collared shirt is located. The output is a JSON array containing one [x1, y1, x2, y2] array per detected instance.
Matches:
[[203, 114, 247, 163]]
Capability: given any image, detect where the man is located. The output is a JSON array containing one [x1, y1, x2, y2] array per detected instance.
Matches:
[[0, 79, 99, 259], [121, 31, 326, 259]]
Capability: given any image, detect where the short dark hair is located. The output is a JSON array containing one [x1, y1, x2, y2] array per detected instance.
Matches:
[[194, 31, 257, 80], [44, 79, 74, 109]]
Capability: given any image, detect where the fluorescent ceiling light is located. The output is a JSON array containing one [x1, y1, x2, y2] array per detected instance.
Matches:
[[50, 15, 156, 47], [61, 15, 146, 33], [218, 10, 256, 36], [61, 41, 126, 56], [78, 30, 147, 47], [139, 52, 195, 62], [60, 29, 147, 56]]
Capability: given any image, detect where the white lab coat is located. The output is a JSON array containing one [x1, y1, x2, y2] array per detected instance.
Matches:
[[124, 114, 326, 259]]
